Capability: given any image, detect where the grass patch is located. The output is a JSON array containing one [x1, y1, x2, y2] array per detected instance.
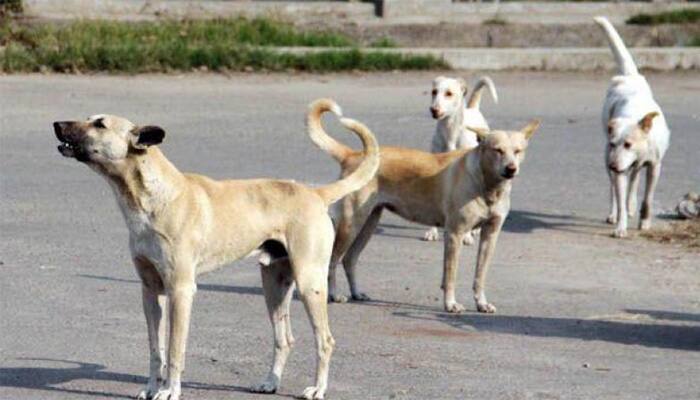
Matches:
[[369, 37, 396, 48], [641, 219, 700, 250], [483, 17, 508, 26], [0, 18, 446, 72], [627, 8, 700, 25], [690, 36, 700, 47]]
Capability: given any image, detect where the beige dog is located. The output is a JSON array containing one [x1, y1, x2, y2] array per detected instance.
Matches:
[[53, 108, 379, 400], [309, 99, 539, 312]]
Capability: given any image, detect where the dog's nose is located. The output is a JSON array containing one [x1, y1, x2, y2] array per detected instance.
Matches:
[[505, 164, 517, 175], [53, 121, 68, 140], [608, 162, 619, 172], [430, 107, 441, 119]]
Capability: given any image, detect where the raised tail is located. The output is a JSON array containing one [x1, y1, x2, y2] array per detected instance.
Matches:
[[467, 76, 499, 109], [308, 98, 380, 205], [594, 16, 639, 76]]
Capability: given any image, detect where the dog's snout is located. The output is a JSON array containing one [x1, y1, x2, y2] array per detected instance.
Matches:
[[53, 121, 68, 140], [608, 162, 619, 173], [505, 164, 517, 174], [430, 107, 441, 119]]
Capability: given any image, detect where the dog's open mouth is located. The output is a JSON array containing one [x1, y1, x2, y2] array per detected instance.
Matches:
[[57, 141, 77, 158]]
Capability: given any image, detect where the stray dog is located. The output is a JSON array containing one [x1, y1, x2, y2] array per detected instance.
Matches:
[[53, 108, 379, 400], [595, 16, 670, 238], [310, 99, 539, 311], [425, 75, 499, 243]]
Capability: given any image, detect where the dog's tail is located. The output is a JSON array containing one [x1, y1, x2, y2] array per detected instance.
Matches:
[[467, 76, 498, 110], [594, 16, 639, 76], [308, 98, 380, 205]]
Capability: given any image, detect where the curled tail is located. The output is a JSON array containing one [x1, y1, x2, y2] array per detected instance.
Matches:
[[467, 76, 499, 109], [594, 16, 639, 76], [308, 98, 380, 205]]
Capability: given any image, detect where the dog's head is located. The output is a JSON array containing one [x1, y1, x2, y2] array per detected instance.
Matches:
[[606, 111, 659, 173], [468, 120, 540, 180], [430, 76, 468, 120], [54, 114, 165, 166]]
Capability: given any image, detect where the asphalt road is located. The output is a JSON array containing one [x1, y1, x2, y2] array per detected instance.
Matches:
[[1, 71, 699, 400]]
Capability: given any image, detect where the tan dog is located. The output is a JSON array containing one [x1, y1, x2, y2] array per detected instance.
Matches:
[[309, 99, 539, 312], [53, 109, 379, 400]]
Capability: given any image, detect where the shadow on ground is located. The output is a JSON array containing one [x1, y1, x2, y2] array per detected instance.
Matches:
[[376, 209, 605, 240], [0, 358, 250, 399], [391, 308, 700, 352]]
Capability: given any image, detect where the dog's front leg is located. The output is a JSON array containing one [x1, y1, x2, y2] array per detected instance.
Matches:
[[473, 216, 504, 314], [639, 163, 660, 231], [627, 167, 641, 218], [137, 285, 167, 400], [606, 169, 618, 224], [613, 173, 629, 238], [443, 231, 465, 313], [153, 280, 197, 400]]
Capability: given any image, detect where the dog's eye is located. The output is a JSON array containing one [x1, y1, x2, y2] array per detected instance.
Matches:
[[445, 91, 453, 97], [514, 149, 522, 155], [624, 142, 632, 149], [609, 142, 617, 148], [431, 89, 438, 96], [93, 118, 106, 129], [495, 148, 504, 155]]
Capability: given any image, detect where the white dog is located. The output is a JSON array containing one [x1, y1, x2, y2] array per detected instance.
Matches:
[[425, 76, 499, 243], [595, 16, 670, 238]]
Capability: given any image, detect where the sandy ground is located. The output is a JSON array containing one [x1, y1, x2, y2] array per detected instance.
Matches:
[[1, 71, 699, 400]]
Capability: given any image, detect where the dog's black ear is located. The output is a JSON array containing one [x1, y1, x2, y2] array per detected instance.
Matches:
[[132, 125, 166, 148]]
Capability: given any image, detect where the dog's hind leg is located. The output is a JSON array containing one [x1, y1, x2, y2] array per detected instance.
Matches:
[[342, 207, 383, 301], [628, 167, 641, 218], [289, 222, 335, 400], [473, 216, 505, 314], [639, 163, 661, 231], [328, 196, 375, 303], [134, 257, 167, 400], [251, 256, 296, 394]]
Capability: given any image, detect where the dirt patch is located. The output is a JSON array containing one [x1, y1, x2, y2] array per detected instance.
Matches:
[[641, 219, 700, 250]]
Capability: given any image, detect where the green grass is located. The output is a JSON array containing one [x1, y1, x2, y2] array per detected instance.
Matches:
[[483, 17, 508, 26], [627, 8, 700, 25], [369, 37, 396, 48], [0, 18, 446, 73]]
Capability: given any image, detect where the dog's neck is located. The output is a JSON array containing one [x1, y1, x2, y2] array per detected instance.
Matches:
[[437, 102, 465, 143], [95, 147, 185, 216], [466, 150, 511, 205]]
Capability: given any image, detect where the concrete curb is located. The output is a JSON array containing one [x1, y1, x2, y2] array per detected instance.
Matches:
[[278, 47, 700, 71]]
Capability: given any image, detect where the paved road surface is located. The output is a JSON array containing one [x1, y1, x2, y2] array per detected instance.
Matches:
[[1, 72, 699, 400]]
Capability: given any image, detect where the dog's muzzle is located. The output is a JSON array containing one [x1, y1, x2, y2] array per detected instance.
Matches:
[[54, 121, 86, 161], [430, 107, 442, 119], [501, 165, 517, 179]]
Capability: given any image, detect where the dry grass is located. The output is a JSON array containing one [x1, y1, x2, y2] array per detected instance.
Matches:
[[640, 219, 700, 250]]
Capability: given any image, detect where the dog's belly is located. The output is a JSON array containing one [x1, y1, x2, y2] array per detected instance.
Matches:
[[384, 202, 444, 227]]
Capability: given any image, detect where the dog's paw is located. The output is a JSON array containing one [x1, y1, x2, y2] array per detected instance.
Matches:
[[462, 232, 475, 246], [250, 378, 279, 394], [351, 292, 371, 302], [444, 302, 466, 314], [137, 389, 153, 400], [151, 388, 177, 400], [329, 294, 348, 303], [611, 228, 627, 238], [605, 214, 617, 224], [422, 228, 440, 242], [476, 302, 497, 314], [639, 219, 652, 231], [301, 385, 326, 400]]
